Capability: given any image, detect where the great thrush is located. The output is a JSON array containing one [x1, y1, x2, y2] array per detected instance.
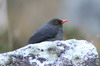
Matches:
[[27, 18, 68, 44]]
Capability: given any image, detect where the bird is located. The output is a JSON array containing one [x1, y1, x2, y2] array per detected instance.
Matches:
[[27, 18, 68, 44]]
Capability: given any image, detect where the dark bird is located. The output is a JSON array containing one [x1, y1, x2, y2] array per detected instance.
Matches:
[[27, 18, 68, 44]]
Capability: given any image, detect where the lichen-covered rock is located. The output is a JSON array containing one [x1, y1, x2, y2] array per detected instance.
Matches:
[[0, 39, 99, 66]]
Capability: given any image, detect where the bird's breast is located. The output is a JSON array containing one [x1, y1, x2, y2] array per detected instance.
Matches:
[[55, 29, 63, 40], [46, 29, 63, 41]]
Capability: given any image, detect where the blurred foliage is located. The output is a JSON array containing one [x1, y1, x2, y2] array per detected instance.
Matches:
[[0, 31, 9, 53], [64, 26, 85, 40]]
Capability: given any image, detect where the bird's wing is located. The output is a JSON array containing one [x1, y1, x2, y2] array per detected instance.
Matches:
[[28, 26, 57, 44]]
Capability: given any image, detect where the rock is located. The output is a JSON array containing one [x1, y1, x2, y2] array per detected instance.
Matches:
[[0, 39, 99, 66]]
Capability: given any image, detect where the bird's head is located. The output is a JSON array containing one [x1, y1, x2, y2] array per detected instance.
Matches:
[[48, 18, 68, 25]]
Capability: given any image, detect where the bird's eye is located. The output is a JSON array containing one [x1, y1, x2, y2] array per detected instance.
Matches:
[[54, 21, 59, 24]]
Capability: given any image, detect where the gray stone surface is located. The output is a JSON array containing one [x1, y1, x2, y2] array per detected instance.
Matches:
[[0, 39, 99, 66]]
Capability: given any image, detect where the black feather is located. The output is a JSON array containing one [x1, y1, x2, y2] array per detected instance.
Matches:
[[28, 24, 57, 44], [27, 18, 64, 44]]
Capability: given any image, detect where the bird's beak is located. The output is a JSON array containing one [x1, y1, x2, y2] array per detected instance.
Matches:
[[61, 20, 68, 23]]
